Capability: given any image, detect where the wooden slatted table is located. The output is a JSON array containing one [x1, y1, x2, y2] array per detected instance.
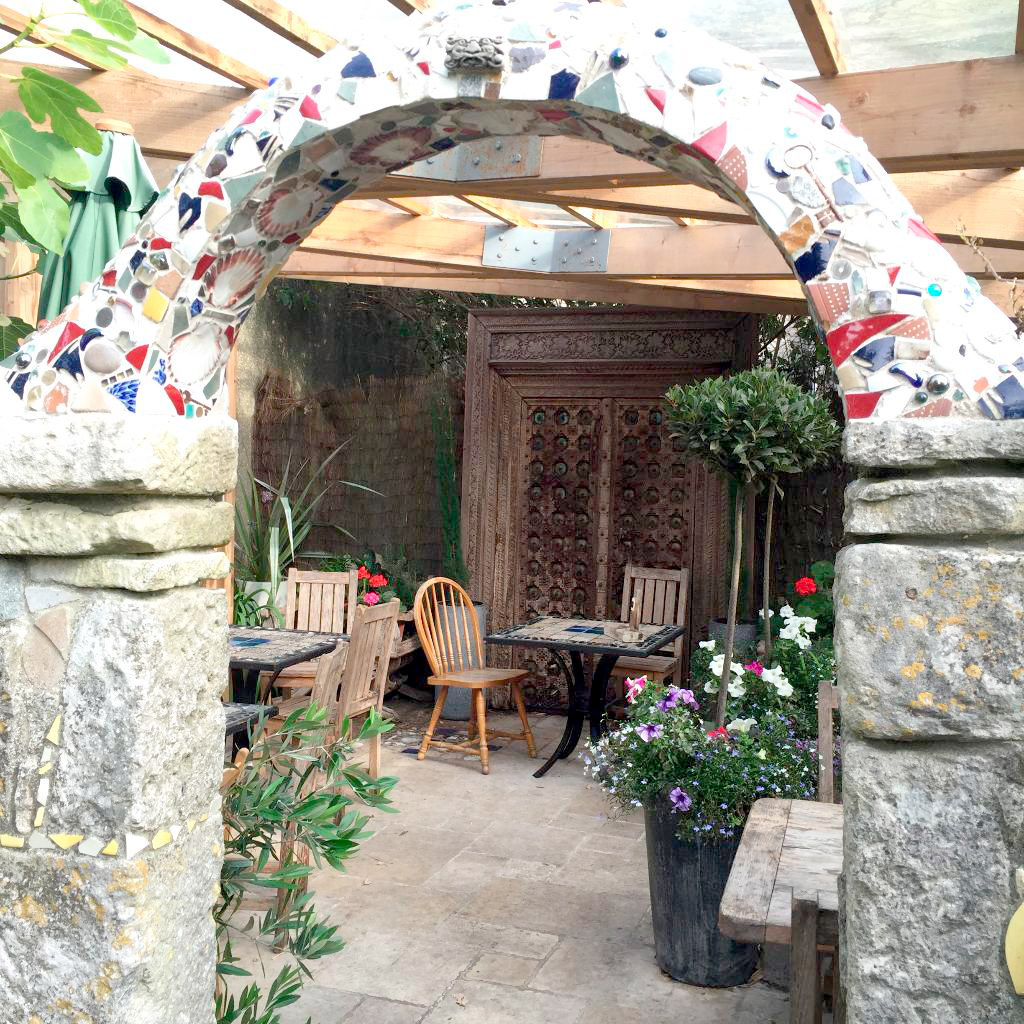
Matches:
[[719, 798, 843, 946]]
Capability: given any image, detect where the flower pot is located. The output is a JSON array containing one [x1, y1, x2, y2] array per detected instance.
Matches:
[[643, 803, 758, 987], [242, 580, 287, 625], [433, 601, 487, 721], [708, 617, 758, 654]]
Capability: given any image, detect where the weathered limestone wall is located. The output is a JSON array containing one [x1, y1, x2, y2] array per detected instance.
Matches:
[[838, 420, 1024, 1023], [0, 414, 236, 1024]]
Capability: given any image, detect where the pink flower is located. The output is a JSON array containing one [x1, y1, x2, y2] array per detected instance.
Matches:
[[363, 591, 380, 606], [625, 676, 647, 704], [743, 661, 764, 677]]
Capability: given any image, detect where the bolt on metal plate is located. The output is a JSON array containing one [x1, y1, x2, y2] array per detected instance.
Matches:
[[482, 226, 610, 273], [397, 135, 542, 182]]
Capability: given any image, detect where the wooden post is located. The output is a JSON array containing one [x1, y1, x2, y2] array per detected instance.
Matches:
[[791, 888, 821, 1024]]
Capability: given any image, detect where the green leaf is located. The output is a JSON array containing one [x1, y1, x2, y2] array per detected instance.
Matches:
[[62, 28, 170, 69], [17, 179, 70, 254], [77, 0, 137, 40], [0, 315, 34, 360], [18, 68, 102, 155]]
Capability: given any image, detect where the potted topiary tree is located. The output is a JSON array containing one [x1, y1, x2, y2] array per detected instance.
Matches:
[[665, 368, 839, 726]]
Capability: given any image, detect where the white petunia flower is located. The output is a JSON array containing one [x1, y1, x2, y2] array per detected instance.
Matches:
[[727, 679, 746, 698], [795, 634, 811, 651], [761, 665, 786, 688], [776, 680, 795, 698], [757, 749, 768, 760], [727, 717, 757, 734], [699, 639, 716, 651], [758, 608, 774, 619], [779, 604, 794, 618], [709, 654, 724, 676], [704, 681, 719, 694], [730, 660, 745, 676]]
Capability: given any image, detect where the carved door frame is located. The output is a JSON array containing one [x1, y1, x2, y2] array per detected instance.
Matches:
[[462, 307, 756, 702]]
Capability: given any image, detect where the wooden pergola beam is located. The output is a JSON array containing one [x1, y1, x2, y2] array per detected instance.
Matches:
[[0, 4, 108, 71], [123, 2, 266, 88], [301, 205, 1024, 280], [1018, 0, 1024, 55], [218, 0, 337, 56], [5, 56, 1023, 174], [787, 0, 846, 77]]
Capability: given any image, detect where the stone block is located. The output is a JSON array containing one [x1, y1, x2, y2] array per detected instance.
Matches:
[[842, 736, 1024, 1023], [0, 413, 237, 495], [844, 419, 1024, 469], [835, 543, 1024, 740], [844, 474, 1024, 537], [29, 549, 230, 591], [0, 496, 233, 556], [0, 559, 25, 621], [0, 814, 220, 1024]]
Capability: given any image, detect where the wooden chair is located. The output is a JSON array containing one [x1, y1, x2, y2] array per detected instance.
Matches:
[[413, 578, 537, 774], [271, 569, 359, 698], [817, 680, 841, 804], [609, 563, 689, 688]]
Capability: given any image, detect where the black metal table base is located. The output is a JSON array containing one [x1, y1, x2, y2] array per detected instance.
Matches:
[[533, 650, 619, 778]]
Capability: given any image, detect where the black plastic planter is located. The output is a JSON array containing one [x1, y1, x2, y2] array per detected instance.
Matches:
[[644, 803, 758, 987]]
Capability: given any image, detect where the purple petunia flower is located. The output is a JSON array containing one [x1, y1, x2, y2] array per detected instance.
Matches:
[[669, 787, 692, 812], [679, 688, 699, 710], [656, 688, 682, 712], [635, 723, 663, 743]]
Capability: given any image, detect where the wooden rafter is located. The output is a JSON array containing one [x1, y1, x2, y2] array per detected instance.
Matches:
[[219, 0, 337, 56], [559, 206, 618, 230], [299, 206, 1024, 280], [0, 4, 107, 71], [457, 195, 535, 228], [7, 56, 1023, 175], [1017, 0, 1024, 55], [787, 0, 846, 77], [124, 2, 266, 88]]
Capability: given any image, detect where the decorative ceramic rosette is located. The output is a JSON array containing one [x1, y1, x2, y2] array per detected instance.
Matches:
[[2, 0, 1020, 420]]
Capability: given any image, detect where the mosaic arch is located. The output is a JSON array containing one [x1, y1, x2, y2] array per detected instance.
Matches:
[[2, 0, 1022, 422]]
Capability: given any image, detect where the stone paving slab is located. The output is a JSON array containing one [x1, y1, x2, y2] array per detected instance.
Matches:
[[236, 696, 798, 1024]]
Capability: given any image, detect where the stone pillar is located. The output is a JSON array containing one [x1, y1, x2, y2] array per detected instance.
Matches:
[[837, 420, 1024, 1023], [0, 414, 236, 1023]]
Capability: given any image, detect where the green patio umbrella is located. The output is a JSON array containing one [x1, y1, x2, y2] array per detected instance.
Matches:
[[37, 120, 158, 323]]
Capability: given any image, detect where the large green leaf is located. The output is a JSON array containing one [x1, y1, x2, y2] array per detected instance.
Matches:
[[0, 314, 34, 360], [76, 0, 137, 41], [18, 68, 102, 155], [16, 179, 70, 254], [0, 201, 43, 251], [61, 28, 170, 69]]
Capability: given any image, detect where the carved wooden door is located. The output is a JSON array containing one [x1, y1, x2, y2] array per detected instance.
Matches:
[[463, 309, 755, 708]]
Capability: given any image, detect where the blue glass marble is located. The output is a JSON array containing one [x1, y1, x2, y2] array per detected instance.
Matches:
[[608, 48, 629, 70], [548, 69, 581, 100], [821, 114, 836, 129], [994, 376, 1024, 418], [655, 27, 668, 37], [341, 53, 376, 79], [926, 374, 950, 395], [853, 336, 895, 371], [190, 299, 204, 316], [431, 137, 457, 152], [129, 250, 145, 272], [927, 283, 942, 297], [794, 239, 837, 282]]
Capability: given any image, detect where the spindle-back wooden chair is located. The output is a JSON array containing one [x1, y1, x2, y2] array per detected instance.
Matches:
[[413, 577, 536, 774]]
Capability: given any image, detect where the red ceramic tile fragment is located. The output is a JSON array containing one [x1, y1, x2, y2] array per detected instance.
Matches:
[[198, 182, 225, 199], [193, 253, 215, 280], [645, 88, 666, 114], [826, 314, 907, 367], [241, 109, 261, 126], [844, 391, 883, 419], [417, 61, 430, 75], [125, 346, 148, 371], [908, 218, 940, 244], [101, 268, 116, 287], [906, 398, 952, 418], [691, 122, 727, 162], [299, 96, 321, 120], [887, 266, 900, 285], [150, 237, 172, 250], [49, 322, 84, 361], [164, 384, 184, 415]]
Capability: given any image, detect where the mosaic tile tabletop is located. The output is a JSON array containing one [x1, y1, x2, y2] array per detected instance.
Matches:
[[228, 626, 346, 672], [486, 616, 683, 658], [2, 0, 1021, 422]]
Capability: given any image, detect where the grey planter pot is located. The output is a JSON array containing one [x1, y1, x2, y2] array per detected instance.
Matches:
[[708, 617, 758, 654], [644, 804, 758, 987], [433, 601, 487, 721]]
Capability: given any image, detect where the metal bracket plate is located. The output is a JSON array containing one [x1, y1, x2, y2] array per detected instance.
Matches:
[[397, 136, 542, 182], [482, 226, 611, 274]]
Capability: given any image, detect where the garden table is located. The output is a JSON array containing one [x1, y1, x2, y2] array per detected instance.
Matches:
[[485, 615, 686, 778], [228, 625, 347, 705], [223, 702, 279, 740], [719, 798, 844, 1022]]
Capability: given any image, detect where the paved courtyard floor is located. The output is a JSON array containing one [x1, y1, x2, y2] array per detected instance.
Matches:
[[245, 697, 792, 1023]]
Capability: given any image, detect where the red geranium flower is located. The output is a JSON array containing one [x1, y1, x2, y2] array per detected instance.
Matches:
[[369, 573, 388, 590], [794, 576, 817, 597], [357, 566, 370, 580], [706, 727, 730, 740]]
